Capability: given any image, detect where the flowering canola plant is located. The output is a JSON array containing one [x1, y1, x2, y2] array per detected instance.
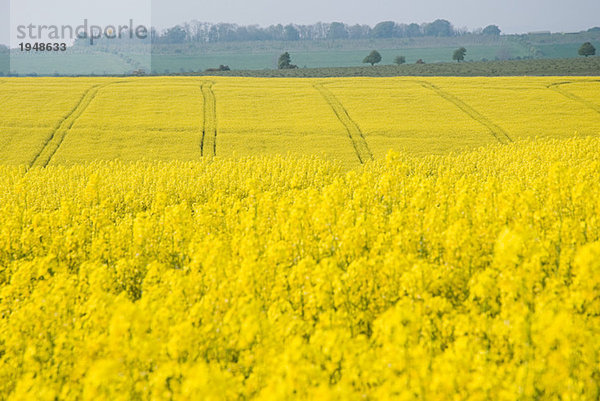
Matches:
[[1, 137, 600, 400]]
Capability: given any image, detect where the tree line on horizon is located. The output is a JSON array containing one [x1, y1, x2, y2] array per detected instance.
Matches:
[[151, 19, 503, 44]]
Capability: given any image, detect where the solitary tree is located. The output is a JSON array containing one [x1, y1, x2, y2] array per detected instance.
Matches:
[[453, 47, 467, 62], [578, 42, 596, 57], [363, 50, 382, 66], [278, 52, 298, 69], [394, 55, 406, 65]]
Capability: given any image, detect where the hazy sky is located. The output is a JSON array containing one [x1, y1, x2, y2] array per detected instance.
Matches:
[[2, 0, 600, 45]]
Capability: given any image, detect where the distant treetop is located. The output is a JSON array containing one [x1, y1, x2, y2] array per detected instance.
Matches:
[[372, 21, 396, 38], [327, 22, 349, 40], [283, 25, 300, 41], [482, 25, 501, 35], [425, 19, 454, 37]]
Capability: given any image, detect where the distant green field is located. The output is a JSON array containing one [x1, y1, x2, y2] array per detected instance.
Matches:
[[150, 44, 531, 73], [535, 42, 600, 58], [148, 32, 600, 73], [8, 51, 140, 75], [149, 35, 533, 73]]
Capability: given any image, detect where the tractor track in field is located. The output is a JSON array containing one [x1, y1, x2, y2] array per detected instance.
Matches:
[[314, 83, 373, 164], [29, 84, 105, 168], [548, 81, 600, 116], [29, 80, 125, 169], [200, 81, 217, 157], [414, 80, 513, 145]]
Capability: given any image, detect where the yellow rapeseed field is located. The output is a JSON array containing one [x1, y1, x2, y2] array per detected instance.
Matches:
[[1, 77, 600, 400], [0, 138, 599, 399], [1, 77, 599, 167]]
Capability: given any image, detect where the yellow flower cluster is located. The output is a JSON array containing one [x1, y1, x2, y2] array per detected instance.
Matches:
[[1, 137, 600, 400]]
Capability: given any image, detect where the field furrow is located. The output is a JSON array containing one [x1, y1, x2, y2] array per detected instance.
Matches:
[[215, 81, 360, 168], [29, 83, 111, 168], [314, 83, 373, 163], [416, 80, 513, 144], [0, 81, 96, 165], [49, 80, 204, 164], [548, 82, 600, 115], [201, 81, 218, 157]]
